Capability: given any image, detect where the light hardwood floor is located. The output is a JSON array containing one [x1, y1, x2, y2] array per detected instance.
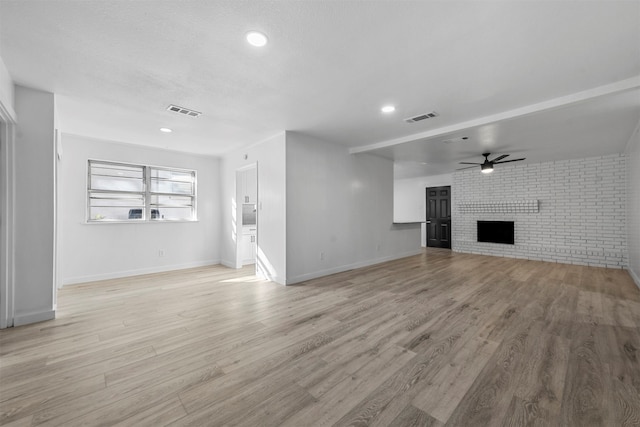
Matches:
[[1, 249, 639, 426]]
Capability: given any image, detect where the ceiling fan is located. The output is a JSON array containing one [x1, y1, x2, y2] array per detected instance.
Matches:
[[457, 152, 526, 174]]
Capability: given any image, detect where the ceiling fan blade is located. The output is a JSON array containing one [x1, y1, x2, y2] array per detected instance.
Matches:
[[491, 154, 509, 162], [456, 165, 478, 171], [494, 158, 526, 164], [458, 162, 482, 165]]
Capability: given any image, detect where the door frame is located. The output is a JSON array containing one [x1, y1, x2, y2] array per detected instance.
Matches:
[[425, 185, 452, 249], [0, 100, 16, 328], [234, 163, 258, 271]]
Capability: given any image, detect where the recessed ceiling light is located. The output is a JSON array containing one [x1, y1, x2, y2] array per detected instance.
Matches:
[[381, 105, 396, 113], [159, 128, 172, 133], [246, 31, 268, 47]]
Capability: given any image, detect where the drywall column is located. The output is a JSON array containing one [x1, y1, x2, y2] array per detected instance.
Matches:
[[285, 132, 421, 284], [626, 122, 640, 288], [221, 132, 287, 285], [13, 85, 56, 325]]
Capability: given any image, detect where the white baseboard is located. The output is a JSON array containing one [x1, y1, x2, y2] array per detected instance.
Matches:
[[629, 266, 640, 291], [260, 271, 286, 286], [62, 259, 220, 286], [14, 309, 55, 327], [286, 250, 422, 285], [220, 259, 236, 269]]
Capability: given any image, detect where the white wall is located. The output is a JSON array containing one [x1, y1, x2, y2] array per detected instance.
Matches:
[[626, 122, 640, 287], [220, 133, 287, 285], [0, 56, 15, 120], [13, 86, 56, 325], [394, 173, 453, 246], [394, 173, 453, 222], [286, 132, 421, 284], [59, 133, 221, 284], [452, 154, 627, 268]]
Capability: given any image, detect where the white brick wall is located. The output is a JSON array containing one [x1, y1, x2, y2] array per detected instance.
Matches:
[[452, 154, 627, 268]]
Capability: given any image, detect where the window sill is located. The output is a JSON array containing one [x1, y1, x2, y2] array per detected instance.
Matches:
[[85, 220, 199, 224]]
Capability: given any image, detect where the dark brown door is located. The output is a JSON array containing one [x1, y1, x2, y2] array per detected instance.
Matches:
[[426, 186, 451, 248]]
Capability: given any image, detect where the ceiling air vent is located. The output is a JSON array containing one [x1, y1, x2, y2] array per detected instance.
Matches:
[[167, 104, 202, 118], [404, 111, 438, 123], [443, 136, 469, 144]]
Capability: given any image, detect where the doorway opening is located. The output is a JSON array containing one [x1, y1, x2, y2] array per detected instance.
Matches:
[[426, 186, 451, 249], [235, 164, 258, 271]]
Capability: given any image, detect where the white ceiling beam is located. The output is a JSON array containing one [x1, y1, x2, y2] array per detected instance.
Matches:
[[349, 76, 640, 155]]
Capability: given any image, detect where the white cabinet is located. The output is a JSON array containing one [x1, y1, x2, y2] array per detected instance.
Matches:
[[241, 228, 257, 265], [246, 167, 257, 203], [239, 167, 257, 204]]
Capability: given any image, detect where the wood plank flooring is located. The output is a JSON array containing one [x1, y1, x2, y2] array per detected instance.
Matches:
[[1, 248, 639, 426]]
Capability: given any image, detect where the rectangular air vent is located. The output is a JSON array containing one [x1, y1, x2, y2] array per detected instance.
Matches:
[[404, 111, 438, 123], [167, 104, 202, 118], [443, 136, 469, 144]]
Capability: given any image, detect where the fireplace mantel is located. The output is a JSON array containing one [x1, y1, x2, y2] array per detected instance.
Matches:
[[458, 200, 539, 214]]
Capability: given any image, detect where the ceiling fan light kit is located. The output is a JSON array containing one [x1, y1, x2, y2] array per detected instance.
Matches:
[[458, 152, 526, 173]]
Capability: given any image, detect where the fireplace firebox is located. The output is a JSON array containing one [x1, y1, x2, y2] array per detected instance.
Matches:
[[477, 221, 514, 245]]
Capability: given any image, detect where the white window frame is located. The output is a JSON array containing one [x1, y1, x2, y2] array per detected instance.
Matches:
[[87, 160, 197, 223]]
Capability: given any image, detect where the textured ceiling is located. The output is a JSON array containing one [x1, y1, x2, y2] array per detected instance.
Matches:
[[1, 1, 639, 174]]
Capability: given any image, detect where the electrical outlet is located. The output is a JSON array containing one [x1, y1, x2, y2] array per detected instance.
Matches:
[[376, 244, 381, 251], [320, 252, 325, 261], [158, 250, 164, 257]]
